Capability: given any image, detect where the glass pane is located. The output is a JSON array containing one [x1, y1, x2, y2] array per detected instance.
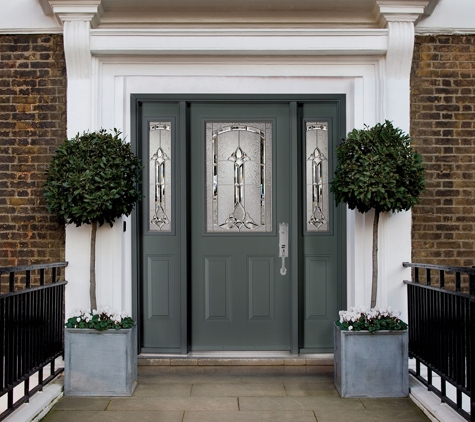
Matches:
[[206, 122, 272, 233], [149, 122, 172, 232], [306, 122, 329, 233]]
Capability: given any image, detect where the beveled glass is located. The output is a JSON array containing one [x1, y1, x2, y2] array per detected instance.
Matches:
[[306, 122, 329, 232], [149, 122, 172, 232], [206, 122, 272, 233]]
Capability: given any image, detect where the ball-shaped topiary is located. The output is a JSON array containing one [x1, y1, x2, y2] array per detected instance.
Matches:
[[331, 120, 425, 307], [44, 129, 142, 310], [44, 129, 142, 227]]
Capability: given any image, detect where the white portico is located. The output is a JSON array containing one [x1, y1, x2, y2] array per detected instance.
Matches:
[[34, 0, 438, 345]]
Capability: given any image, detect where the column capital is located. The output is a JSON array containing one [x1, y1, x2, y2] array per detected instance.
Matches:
[[376, 0, 436, 27], [38, 0, 102, 28]]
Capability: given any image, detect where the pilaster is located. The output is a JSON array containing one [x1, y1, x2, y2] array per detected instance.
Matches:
[[374, 2, 426, 313], [46, 1, 101, 135]]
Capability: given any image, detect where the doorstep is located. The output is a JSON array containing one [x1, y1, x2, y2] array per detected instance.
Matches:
[[138, 352, 334, 375]]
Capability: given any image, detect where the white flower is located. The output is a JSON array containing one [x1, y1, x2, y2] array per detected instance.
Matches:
[[348, 326, 353, 331]]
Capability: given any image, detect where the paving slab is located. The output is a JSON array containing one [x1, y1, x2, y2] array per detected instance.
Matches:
[[360, 397, 423, 410], [39, 369, 432, 422], [51, 397, 111, 411], [314, 408, 430, 422], [134, 383, 192, 396], [191, 383, 286, 397], [283, 381, 338, 396], [237, 374, 332, 384], [183, 410, 318, 422], [138, 373, 242, 384], [107, 396, 239, 411], [239, 396, 365, 411], [41, 410, 184, 422]]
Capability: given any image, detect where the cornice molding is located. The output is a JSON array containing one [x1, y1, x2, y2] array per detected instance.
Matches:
[[415, 27, 475, 35], [39, 0, 440, 30]]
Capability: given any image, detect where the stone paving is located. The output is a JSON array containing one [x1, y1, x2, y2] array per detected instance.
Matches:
[[41, 365, 430, 422]]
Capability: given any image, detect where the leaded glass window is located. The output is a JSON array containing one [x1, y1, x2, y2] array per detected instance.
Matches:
[[206, 122, 272, 233], [149, 122, 172, 232], [306, 122, 329, 233]]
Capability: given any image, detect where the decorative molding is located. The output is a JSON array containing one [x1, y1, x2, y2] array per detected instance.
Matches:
[[89, 28, 389, 57], [415, 27, 475, 35], [38, 0, 441, 30], [63, 19, 91, 79], [0, 28, 63, 34], [385, 21, 415, 81], [376, 0, 435, 27], [40, 0, 102, 28]]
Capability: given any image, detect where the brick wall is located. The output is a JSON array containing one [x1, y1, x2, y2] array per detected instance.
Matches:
[[411, 35, 475, 266], [0, 34, 66, 267]]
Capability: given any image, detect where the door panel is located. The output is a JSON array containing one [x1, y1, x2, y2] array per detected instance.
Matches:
[[190, 103, 291, 350]]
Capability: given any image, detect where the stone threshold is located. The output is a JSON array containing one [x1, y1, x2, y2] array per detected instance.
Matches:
[[138, 352, 334, 366]]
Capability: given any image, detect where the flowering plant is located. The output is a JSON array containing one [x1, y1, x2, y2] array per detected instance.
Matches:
[[65, 307, 135, 331], [335, 306, 407, 333]]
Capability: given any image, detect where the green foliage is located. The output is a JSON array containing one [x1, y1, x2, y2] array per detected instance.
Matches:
[[330, 120, 425, 214], [44, 129, 143, 227]]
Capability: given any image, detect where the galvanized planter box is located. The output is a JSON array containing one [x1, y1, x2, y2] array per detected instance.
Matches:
[[334, 324, 409, 398], [64, 324, 137, 396]]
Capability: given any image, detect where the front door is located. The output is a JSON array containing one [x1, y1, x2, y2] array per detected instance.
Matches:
[[190, 102, 291, 350], [134, 96, 346, 354]]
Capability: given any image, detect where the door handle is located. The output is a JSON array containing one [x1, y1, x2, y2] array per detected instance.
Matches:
[[279, 222, 289, 275]]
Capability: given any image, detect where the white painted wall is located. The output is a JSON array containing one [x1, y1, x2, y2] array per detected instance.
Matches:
[[0, 0, 60, 32], [416, 0, 475, 33]]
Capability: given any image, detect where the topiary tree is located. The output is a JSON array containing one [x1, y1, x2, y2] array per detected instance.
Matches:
[[44, 129, 142, 310], [331, 120, 425, 308]]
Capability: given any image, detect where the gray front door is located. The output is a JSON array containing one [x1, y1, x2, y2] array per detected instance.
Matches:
[[189, 102, 291, 350], [134, 96, 346, 354]]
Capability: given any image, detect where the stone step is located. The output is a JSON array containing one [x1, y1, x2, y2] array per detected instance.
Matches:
[[138, 353, 334, 375]]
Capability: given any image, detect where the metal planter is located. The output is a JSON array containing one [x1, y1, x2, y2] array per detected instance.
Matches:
[[64, 324, 137, 396], [334, 324, 409, 398]]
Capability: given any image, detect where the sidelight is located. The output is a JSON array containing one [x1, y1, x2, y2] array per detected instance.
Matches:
[[306, 122, 329, 232], [149, 122, 172, 232]]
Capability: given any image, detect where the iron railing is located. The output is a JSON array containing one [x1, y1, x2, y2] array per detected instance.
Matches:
[[0, 262, 68, 421], [403, 262, 474, 421]]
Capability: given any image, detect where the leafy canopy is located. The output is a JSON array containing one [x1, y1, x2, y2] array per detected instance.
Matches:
[[330, 120, 425, 214], [44, 129, 142, 227]]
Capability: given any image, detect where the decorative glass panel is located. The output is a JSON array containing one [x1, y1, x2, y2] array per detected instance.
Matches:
[[206, 122, 272, 233], [149, 122, 172, 232], [306, 122, 329, 233]]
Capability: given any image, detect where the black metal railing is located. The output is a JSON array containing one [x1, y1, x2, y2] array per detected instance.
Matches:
[[0, 262, 68, 421], [403, 262, 474, 421]]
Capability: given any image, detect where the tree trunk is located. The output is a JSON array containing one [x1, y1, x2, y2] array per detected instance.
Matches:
[[90, 220, 98, 311], [371, 210, 380, 308]]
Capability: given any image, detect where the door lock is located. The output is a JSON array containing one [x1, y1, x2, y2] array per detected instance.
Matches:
[[279, 222, 289, 275]]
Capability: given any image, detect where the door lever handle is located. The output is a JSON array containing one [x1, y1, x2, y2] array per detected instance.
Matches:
[[279, 223, 289, 275]]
